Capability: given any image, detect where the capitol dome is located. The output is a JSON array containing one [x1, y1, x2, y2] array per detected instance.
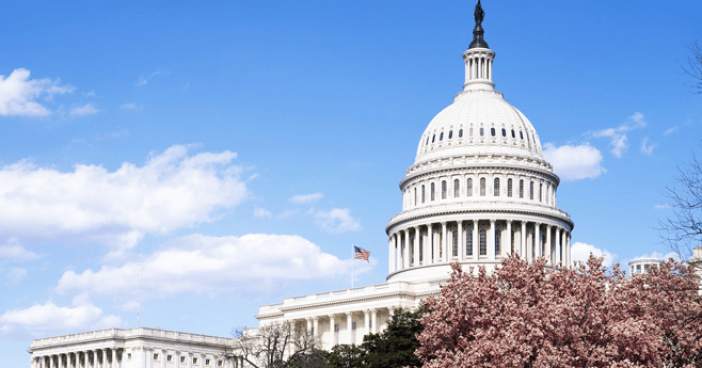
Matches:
[[386, 0, 573, 283]]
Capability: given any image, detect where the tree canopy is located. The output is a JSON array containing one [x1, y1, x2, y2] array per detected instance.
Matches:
[[416, 256, 702, 368]]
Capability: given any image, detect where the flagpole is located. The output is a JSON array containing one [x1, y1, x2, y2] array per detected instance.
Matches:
[[351, 244, 354, 289]]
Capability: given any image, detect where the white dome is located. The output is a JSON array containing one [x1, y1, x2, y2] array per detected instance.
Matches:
[[415, 89, 543, 165]]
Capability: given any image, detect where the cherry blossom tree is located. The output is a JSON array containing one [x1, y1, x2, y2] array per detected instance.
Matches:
[[415, 256, 702, 368]]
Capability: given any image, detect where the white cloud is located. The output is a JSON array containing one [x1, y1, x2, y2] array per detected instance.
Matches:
[[69, 103, 98, 116], [135, 69, 169, 87], [640, 137, 657, 155], [120, 103, 142, 111], [314, 208, 361, 233], [56, 233, 362, 299], [253, 207, 272, 218], [629, 251, 678, 263], [592, 112, 647, 158], [654, 203, 672, 210], [543, 143, 604, 181], [0, 302, 123, 339], [664, 126, 678, 135], [570, 242, 616, 268], [290, 193, 324, 204], [0, 239, 43, 261], [0, 68, 74, 117], [6, 268, 27, 285], [0, 145, 248, 250]]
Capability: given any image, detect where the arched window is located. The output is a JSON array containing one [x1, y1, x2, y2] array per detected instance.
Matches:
[[480, 178, 486, 196], [479, 228, 487, 256], [495, 227, 501, 255], [501, 128, 506, 137], [431, 183, 435, 201], [533, 135, 536, 144], [466, 224, 473, 256], [452, 230, 458, 257], [453, 179, 460, 198], [511, 129, 515, 138], [519, 180, 524, 198], [448, 130, 453, 139], [494, 178, 500, 196], [459, 129, 463, 138], [426, 137, 429, 145], [432, 134, 435, 143], [529, 181, 534, 200], [539, 183, 543, 202], [507, 178, 513, 197], [491, 128, 496, 136], [520, 131, 524, 140], [480, 127, 484, 136], [421, 185, 426, 203], [441, 180, 447, 199], [440, 132, 444, 141], [467, 178, 473, 197]]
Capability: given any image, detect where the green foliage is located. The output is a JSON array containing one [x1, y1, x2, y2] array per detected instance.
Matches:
[[323, 307, 426, 368]]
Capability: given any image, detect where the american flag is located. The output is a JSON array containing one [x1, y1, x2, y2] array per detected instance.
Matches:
[[354, 246, 371, 262]]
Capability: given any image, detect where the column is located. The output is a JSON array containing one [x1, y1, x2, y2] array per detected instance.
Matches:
[[566, 233, 571, 267], [93, 351, 98, 368], [505, 220, 512, 257], [472, 220, 478, 259], [488, 219, 496, 261], [329, 315, 336, 347], [306, 318, 312, 335], [187, 352, 193, 368], [110, 349, 115, 368], [370, 309, 377, 334], [556, 227, 563, 265], [458, 221, 464, 260], [545, 225, 552, 265], [313, 317, 319, 337], [388, 236, 395, 273], [290, 321, 296, 350], [403, 230, 410, 269], [84, 352, 89, 368], [427, 224, 434, 264], [521, 222, 527, 260], [161, 349, 166, 368], [534, 223, 541, 258], [364, 310, 370, 336], [441, 222, 448, 262], [346, 312, 353, 345], [176, 350, 181, 368], [413, 226, 420, 267]]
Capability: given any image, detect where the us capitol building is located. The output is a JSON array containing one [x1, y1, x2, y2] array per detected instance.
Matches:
[[27, 2, 574, 367]]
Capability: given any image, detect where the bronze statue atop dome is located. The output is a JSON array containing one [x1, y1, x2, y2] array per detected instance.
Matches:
[[469, 0, 489, 49]]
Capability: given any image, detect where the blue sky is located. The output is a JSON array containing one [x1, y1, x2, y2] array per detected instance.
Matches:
[[1, 0, 701, 365]]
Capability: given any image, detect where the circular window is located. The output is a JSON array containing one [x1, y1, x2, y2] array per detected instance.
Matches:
[[432, 135, 435, 143], [502, 128, 506, 137], [448, 131, 453, 139], [491, 128, 496, 136], [440, 132, 444, 141], [511, 129, 515, 138], [459, 129, 463, 138], [480, 128, 484, 136]]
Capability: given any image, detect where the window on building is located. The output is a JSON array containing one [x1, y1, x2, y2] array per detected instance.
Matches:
[[467, 178, 473, 197], [181, 356, 186, 363], [644, 264, 650, 272], [495, 227, 501, 255], [520, 131, 524, 140], [369, 320, 373, 328], [494, 178, 500, 196], [453, 179, 460, 198], [452, 230, 458, 257], [419, 235, 423, 262], [334, 324, 339, 332], [519, 180, 524, 198], [502, 128, 506, 137], [193, 358, 198, 365], [431, 183, 435, 201], [480, 178, 486, 196], [507, 178, 513, 197], [440, 132, 444, 141], [352, 322, 357, 330], [167, 355, 172, 362], [636, 265, 641, 273], [479, 228, 487, 256], [529, 182, 534, 200], [154, 354, 159, 361], [422, 185, 425, 203], [441, 180, 447, 199], [432, 134, 435, 143], [449, 130, 453, 139], [127, 354, 131, 361], [480, 127, 484, 136], [511, 129, 515, 138], [414, 188, 417, 205], [466, 225, 473, 256], [491, 127, 496, 136], [206, 359, 211, 366], [426, 137, 429, 145], [459, 129, 463, 138], [218, 361, 223, 367]]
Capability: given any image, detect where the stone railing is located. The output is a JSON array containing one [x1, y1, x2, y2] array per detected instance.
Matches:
[[31, 327, 234, 349]]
